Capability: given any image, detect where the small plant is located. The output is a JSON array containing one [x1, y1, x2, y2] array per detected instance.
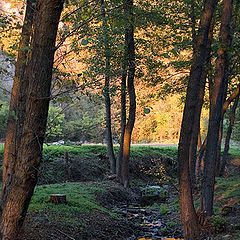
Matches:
[[166, 221, 177, 228], [210, 215, 226, 233], [159, 204, 170, 215]]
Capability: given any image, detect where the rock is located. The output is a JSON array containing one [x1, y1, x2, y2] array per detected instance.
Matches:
[[141, 185, 167, 206]]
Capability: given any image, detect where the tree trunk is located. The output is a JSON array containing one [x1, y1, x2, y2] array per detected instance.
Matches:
[[216, 0, 239, 176], [0, 0, 36, 211], [178, 0, 218, 238], [189, 21, 214, 186], [121, 0, 136, 188], [220, 93, 239, 176], [101, 0, 116, 174], [202, 0, 233, 216], [116, 68, 127, 179], [1, 0, 63, 239]]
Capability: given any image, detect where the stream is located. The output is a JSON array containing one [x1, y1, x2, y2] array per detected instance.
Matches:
[[113, 185, 183, 240]]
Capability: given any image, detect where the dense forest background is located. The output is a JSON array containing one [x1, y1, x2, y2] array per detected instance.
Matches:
[[0, 0, 240, 239], [2, 0, 237, 145]]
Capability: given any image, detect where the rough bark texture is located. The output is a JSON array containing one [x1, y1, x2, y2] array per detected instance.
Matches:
[[121, 0, 136, 188], [189, 21, 214, 186], [178, 0, 218, 238], [202, 0, 233, 216], [101, 0, 116, 174], [0, 0, 35, 211], [220, 93, 239, 176], [1, 0, 63, 239]]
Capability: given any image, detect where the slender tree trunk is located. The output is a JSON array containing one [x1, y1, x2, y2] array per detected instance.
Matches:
[[116, 68, 127, 179], [216, 0, 239, 176], [121, 0, 136, 188], [1, 1, 63, 239], [202, 0, 233, 216], [220, 93, 239, 175], [101, 0, 116, 174], [178, 0, 218, 238], [1, 0, 35, 211], [195, 138, 207, 183]]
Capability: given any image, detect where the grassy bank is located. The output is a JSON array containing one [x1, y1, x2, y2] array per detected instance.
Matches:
[[0, 144, 178, 185]]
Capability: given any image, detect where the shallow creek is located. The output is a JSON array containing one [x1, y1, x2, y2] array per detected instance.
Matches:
[[112, 185, 182, 240]]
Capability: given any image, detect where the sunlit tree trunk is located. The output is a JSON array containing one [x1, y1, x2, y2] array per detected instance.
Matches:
[[101, 0, 116, 174], [117, 67, 127, 179], [121, 0, 136, 188], [178, 0, 218, 238], [1, 0, 63, 239], [0, 0, 35, 211], [202, 0, 233, 216]]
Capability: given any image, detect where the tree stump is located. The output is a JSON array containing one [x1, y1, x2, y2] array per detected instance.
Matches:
[[50, 194, 66, 204]]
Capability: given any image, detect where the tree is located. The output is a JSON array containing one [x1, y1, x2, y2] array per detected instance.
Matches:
[[101, 0, 116, 174], [178, 0, 218, 238], [202, 0, 233, 216], [1, 0, 36, 211], [120, 0, 136, 188], [1, 0, 64, 238], [220, 90, 239, 176]]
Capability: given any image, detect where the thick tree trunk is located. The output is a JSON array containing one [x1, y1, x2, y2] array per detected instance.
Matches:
[[202, 0, 233, 216], [101, 0, 116, 174], [0, 0, 35, 211], [178, 0, 218, 238], [189, 21, 214, 186], [1, 0, 63, 239], [121, 0, 136, 188], [220, 93, 239, 176]]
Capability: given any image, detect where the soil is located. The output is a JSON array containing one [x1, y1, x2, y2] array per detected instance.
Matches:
[[10, 153, 240, 239]]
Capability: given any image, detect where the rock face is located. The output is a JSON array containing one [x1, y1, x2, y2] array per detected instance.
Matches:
[[0, 51, 14, 95]]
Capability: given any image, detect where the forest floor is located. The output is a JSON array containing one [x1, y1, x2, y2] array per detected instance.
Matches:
[[0, 145, 239, 240]]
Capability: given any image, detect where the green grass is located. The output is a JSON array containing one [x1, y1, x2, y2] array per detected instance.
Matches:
[[30, 182, 109, 215], [228, 146, 240, 157], [215, 176, 240, 200]]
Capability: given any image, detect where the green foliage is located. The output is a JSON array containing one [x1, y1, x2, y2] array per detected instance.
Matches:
[[158, 204, 171, 215], [210, 215, 226, 233], [0, 101, 9, 139], [45, 105, 65, 142]]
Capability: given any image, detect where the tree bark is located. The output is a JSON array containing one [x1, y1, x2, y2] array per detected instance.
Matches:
[[121, 0, 136, 188], [220, 92, 239, 176], [189, 21, 214, 187], [101, 0, 116, 174], [178, 0, 218, 238], [116, 67, 127, 179], [1, 0, 63, 239], [202, 0, 233, 216], [216, 0, 240, 175], [0, 0, 36, 211]]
